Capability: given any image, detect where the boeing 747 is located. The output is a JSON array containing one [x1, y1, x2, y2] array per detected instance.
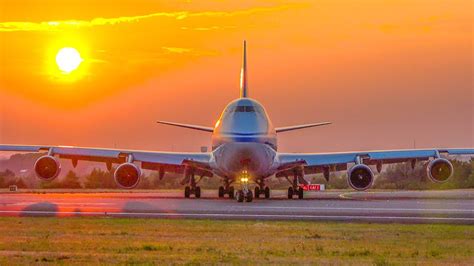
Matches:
[[1, 41, 473, 202]]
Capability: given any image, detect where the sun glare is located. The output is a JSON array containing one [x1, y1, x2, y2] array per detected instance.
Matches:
[[55, 47, 82, 73]]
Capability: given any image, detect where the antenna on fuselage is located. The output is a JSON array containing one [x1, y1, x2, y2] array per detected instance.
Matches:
[[240, 40, 248, 98]]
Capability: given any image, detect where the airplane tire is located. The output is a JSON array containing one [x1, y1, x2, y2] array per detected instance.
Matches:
[[254, 187, 260, 198], [298, 188, 304, 199], [228, 186, 235, 198], [264, 187, 270, 199], [287, 187, 293, 199], [195, 186, 201, 198], [184, 186, 191, 198], [218, 186, 224, 198], [246, 190, 253, 202], [236, 190, 244, 202]]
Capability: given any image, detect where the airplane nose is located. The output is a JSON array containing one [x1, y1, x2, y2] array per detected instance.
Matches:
[[231, 145, 256, 166], [219, 143, 262, 174]]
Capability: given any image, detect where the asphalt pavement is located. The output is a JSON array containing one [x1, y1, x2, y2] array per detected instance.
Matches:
[[0, 189, 473, 224]]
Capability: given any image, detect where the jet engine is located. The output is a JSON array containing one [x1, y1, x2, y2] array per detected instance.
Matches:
[[426, 158, 453, 183], [347, 164, 374, 191], [114, 163, 141, 189], [34, 155, 61, 180]]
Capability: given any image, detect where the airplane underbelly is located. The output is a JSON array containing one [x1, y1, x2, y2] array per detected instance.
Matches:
[[213, 143, 275, 177]]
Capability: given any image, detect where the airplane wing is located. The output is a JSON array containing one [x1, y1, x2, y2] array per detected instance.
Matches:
[[276, 148, 474, 178], [0, 144, 213, 177], [275, 122, 331, 133], [157, 121, 214, 132]]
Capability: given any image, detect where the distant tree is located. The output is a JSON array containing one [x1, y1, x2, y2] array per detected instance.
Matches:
[[0, 169, 15, 179], [435, 159, 474, 189], [468, 165, 474, 189], [13, 178, 27, 189], [149, 171, 174, 189], [375, 159, 474, 190], [137, 174, 151, 189], [84, 168, 116, 189], [149, 171, 183, 189], [325, 174, 349, 189], [62, 170, 82, 188], [200, 176, 222, 189]]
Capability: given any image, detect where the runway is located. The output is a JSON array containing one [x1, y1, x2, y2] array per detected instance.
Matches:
[[0, 190, 473, 224]]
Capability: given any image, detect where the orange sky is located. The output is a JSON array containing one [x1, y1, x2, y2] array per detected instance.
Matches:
[[0, 0, 472, 154]]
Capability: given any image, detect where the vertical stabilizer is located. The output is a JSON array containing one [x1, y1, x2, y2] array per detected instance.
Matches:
[[240, 40, 248, 98]]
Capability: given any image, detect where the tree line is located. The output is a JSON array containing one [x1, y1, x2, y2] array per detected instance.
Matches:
[[0, 159, 473, 190]]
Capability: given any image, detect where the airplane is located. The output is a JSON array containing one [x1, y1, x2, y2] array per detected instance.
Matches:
[[1, 41, 473, 202]]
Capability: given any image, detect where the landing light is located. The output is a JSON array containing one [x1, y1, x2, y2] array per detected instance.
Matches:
[[240, 177, 249, 182]]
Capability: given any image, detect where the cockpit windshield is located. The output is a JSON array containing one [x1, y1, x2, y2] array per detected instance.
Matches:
[[218, 98, 270, 126], [227, 105, 263, 113]]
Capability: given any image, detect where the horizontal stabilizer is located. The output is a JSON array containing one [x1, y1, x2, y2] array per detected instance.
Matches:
[[157, 121, 214, 132], [275, 122, 331, 133]]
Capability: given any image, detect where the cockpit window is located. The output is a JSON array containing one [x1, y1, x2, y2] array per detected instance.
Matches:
[[235, 106, 254, 112], [245, 106, 253, 112], [221, 104, 266, 121], [230, 105, 262, 113], [235, 106, 245, 112]]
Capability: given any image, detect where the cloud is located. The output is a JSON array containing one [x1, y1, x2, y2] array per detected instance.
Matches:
[[0, 4, 304, 32], [180, 25, 237, 31], [162, 47, 192, 54]]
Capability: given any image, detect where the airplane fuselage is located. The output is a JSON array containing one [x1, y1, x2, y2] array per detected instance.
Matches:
[[210, 98, 278, 180]]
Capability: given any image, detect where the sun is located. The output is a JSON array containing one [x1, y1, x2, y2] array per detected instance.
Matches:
[[55, 47, 83, 73]]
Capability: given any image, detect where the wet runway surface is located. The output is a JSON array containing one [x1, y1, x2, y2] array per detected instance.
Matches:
[[0, 190, 473, 224]]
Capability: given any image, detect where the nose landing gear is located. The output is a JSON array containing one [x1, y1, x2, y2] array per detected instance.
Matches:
[[236, 170, 253, 202], [236, 189, 253, 202]]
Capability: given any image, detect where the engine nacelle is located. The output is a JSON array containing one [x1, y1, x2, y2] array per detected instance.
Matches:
[[347, 164, 374, 191], [427, 158, 453, 183], [34, 155, 61, 181], [114, 163, 141, 189]]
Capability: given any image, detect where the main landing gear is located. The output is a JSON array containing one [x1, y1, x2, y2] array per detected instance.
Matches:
[[287, 186, 303, 199], [286, 172, 304, 199], [254, 179, 270, 199], [218, 179, 235, 199], [185, 185, 201, 198], [183, 168, 201, 198]]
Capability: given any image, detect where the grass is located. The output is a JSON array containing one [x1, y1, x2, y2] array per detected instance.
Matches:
[[0, 218, 472, 265]]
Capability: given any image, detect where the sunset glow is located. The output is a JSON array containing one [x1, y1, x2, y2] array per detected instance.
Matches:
[[0, 0, 472, 152]]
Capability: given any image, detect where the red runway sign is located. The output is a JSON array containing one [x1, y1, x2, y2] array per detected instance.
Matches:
[[299, 184, 325, 191]]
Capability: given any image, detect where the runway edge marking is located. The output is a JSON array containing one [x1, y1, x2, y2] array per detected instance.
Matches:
[[0, 210, 473, 222]]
